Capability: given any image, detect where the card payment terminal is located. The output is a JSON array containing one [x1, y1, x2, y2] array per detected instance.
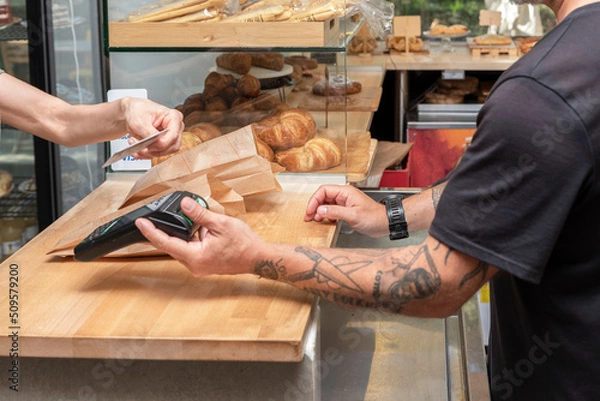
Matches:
[[74, 191, 208, 262]]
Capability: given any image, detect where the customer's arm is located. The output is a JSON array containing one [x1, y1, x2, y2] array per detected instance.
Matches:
[[304, 182, 447, 237], [136, 194, 498, 319], [0, 73, 183, 156]]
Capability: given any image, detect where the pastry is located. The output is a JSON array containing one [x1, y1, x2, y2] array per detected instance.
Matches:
[[203, 71, 235, 99], [473, 34, 512, 45], [251, 108, 316, 151], [447, 24, 468, 34], [274, 137, 342, 172], [251, 52, 285, 71], [254, 134, 275, 162], [205, 97, 229, 112], [217, 86, 240, 107], [312, 74, 362, 97], [216, 53, 252, 75], [236, 74, 261, 98], [515, 36, 541, 54], [348, 24, 377, 54], [230, 96, 255, 112], [151, 131, 202, 166], [424, 91, 464, 104], [438, 76, 479, 95], [0, 170, 13, 197], [386, 36, 424, 52], [430, 23, 448, 35], [253, 93, 279, 111], [187, 123, 222, 142], [183, 110, 205, 127]]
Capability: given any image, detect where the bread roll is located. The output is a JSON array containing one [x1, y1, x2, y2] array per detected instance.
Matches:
[[184, 110, 205, 127], [251, 108, 316, 151], [217, 86, 240, 106], [236, 74, 261, 98], [203, 71, 235, 99], [151, 131, 202, 166], [216, 53, 252, 75], [275, 137, 342, 172], [231, 96, 254, 112], [205, 97, 229, 112]]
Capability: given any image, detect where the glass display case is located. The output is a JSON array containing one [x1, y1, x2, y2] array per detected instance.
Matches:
[[102, 0, 376, 182]]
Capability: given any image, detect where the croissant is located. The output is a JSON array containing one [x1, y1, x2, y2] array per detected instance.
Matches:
[[254, 134, 275, 162], [187, 123, 222, 142], [275, 137, 342, 172], [251, 108, 316, 151]]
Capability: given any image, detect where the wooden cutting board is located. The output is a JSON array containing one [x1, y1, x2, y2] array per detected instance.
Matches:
[[0, 178, 336, 362]]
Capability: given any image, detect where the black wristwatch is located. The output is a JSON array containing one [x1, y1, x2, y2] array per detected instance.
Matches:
[[380, 196, 409, 240]]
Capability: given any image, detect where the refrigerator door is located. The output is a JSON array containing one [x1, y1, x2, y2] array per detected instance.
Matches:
[[25, 0, 105, 230], [1, 0, 37, 261]]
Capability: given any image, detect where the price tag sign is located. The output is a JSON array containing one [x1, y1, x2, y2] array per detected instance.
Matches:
[[393, 16, 421, 38], [479, 10, 502, 26]]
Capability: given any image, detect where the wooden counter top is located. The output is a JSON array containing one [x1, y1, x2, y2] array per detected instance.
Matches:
[[347, 43, 519, 71], [0, 177, 337, 362]]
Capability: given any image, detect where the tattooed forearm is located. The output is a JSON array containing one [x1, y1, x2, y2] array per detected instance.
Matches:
[[458, 260, 490, 289], [373, 245, 442, 311], [254, 259, 286, 280], [254, 247, 372, 293], [444, 247, 453, 264]]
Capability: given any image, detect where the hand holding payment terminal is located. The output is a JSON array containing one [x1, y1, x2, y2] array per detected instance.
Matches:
[[74, 191, 208, 262]]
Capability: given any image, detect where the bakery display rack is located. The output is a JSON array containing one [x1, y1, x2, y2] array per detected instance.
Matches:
[[104, 0, 378, 182]]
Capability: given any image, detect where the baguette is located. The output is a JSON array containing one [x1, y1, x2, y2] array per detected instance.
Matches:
[[128, 0, 211, 22]]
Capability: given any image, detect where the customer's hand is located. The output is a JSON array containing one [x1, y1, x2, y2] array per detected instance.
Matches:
[[304, 185, 389, 238], [122, 97, 184, 158], [135, 197, 261, 277]]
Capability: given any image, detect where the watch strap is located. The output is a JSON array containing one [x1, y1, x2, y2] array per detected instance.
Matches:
[[380, 196, 409, 240]]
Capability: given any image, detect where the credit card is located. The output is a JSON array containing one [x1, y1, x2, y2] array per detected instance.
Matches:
[[102, 128, 169, 168]]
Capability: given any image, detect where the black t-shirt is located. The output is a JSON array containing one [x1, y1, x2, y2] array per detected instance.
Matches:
[[429, 4, 600, 400]]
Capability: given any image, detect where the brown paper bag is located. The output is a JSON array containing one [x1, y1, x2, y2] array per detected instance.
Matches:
[[120, 125, 282, 208], [48, 173, 244, 258]]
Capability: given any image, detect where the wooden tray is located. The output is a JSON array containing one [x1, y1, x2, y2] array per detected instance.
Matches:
[[299, 86, 383, 112], [467, 37, 517, 56], [108, 18, 340, 48]]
